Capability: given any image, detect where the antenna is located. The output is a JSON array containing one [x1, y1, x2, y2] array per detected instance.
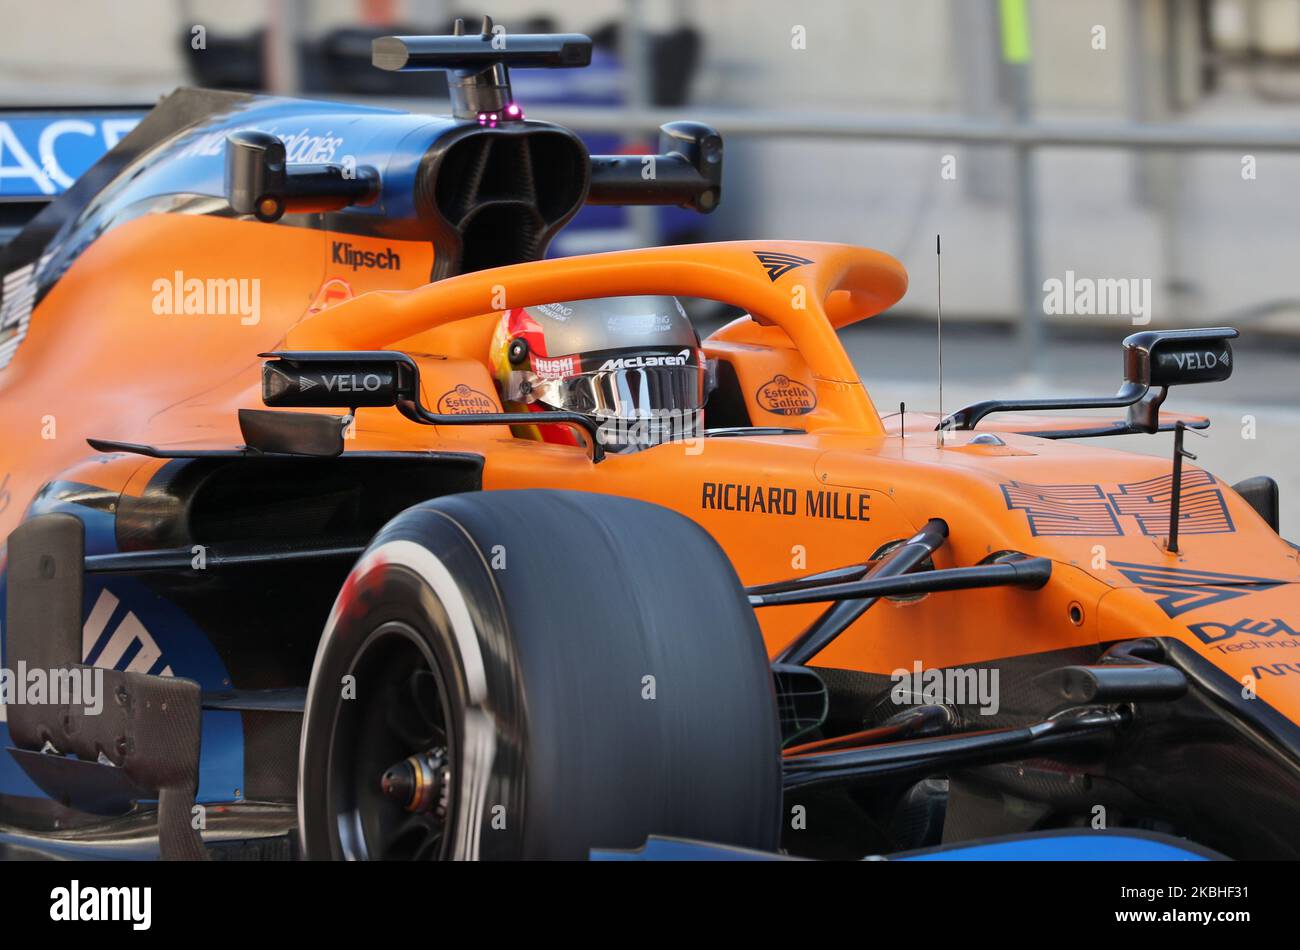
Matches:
[[1166, 420, 1208, 554], [936, 234, 944, 446]]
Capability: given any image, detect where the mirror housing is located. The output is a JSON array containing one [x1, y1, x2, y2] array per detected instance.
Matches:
[[260, 350, 607, 461], [940, 326, 1239, 434], [1123, 327, 1237, 388], [261, 352, 416, 408], [225, 130, 377, 223], [588, 121, 723, 214]]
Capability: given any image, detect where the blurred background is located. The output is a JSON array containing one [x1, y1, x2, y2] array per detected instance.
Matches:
[[0, 0, 1296, 531]]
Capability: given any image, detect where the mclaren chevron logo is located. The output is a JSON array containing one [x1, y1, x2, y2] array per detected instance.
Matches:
[[754, 251, 814, 282], [1111, 561, 1286, 618]]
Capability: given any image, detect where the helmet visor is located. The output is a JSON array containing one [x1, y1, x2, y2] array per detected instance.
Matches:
[[505, 351, 707, 450], [507, 351, 705, 418], [560, 365, 706, 418]]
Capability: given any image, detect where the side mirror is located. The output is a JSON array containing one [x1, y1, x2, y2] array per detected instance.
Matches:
[[225, 130, 377, 223], [261, 352, 417, 408], [940, 325, 1240, 433], [1123, 327, 1237, 388], [588, 121, 723, 213], [259, 350, 607, 461]]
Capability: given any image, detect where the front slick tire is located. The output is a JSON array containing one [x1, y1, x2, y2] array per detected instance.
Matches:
[[299, 489, 781, 860]]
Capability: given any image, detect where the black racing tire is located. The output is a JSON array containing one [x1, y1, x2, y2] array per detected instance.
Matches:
[[298, 489, 781, 860]]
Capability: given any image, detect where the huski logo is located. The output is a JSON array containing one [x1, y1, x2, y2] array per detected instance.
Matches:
[[754, 251, 813, 282], [1111, 561, 1286, 618], [532, 356, 576, 379]]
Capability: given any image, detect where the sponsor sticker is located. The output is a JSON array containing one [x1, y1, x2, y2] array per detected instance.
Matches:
[[753, 250, 814, 282], [535, 303, 574, 321], [331, 241, 401, 271], [533, 355, 577, 379], [437, 384, 497, 414], [701, 480, 870, 521], [756, 375, 817, 416], [598, 349, 693, 371], [1111, 562, 1284, 618], [178, 124, 344, 163], [0, 114, 141, 195], [1191, 617, 1299, 647], [607, 312, 672, 334]]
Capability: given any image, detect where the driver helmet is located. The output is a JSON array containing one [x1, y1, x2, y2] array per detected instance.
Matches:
[[489, 295, 708, 452]]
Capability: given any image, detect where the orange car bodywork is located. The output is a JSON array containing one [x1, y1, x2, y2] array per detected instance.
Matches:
[[2, 211, 1299, 724]]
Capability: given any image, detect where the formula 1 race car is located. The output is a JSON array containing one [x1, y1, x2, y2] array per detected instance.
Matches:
[[0, 21, 1295, 862]]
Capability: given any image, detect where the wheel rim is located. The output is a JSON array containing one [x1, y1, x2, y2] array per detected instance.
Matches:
[[327, 621, 456, 860]]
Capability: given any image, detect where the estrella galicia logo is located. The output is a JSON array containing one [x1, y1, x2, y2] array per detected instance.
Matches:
[[754, 251, 813, 282], [1190, 617, 1298, 645], [1111, 561, 1286, 618], [756, 375, 817, 415], [436, 384, 496, 414]]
